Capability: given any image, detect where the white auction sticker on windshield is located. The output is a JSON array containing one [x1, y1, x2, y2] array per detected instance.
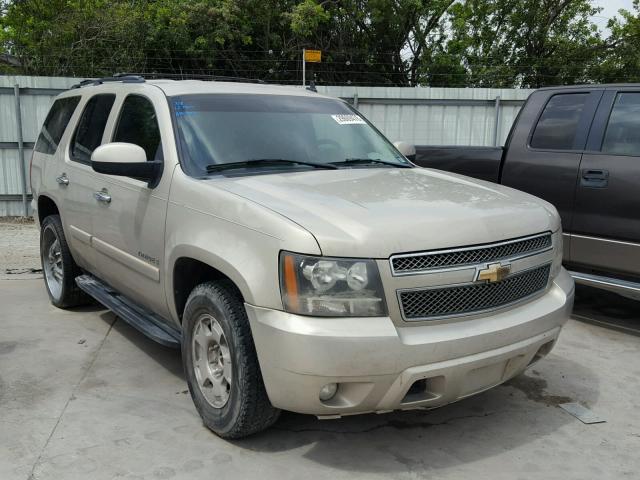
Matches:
[[331, 114, 366, 125]]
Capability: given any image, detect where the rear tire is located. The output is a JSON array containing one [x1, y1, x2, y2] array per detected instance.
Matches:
[[40, 215, 87, 308], [182, 281, 280, 438]]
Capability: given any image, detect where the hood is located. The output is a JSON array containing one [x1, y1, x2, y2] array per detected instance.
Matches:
[[210, 167, 560, 258]]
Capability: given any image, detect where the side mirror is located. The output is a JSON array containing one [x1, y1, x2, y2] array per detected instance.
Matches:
[[393, 141, 416, 162], [91, 143, 162, 188]]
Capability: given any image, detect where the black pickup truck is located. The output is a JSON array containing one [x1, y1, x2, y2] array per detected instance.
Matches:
[[414, 84, 640, 300]]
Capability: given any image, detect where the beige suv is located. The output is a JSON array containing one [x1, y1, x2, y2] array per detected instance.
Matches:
[[31, 75, 574, 438]]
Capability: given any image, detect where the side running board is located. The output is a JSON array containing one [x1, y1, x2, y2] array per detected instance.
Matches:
[[76, 274, 181, 348]]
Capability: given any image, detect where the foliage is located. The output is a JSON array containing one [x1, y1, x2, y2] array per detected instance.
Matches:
[[0, 0, 638, 87]]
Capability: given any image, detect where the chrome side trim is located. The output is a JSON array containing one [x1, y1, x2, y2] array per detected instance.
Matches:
[[390, 231, 553, 276], [569, 271, 640, 299], [570, 233, 640, 248]]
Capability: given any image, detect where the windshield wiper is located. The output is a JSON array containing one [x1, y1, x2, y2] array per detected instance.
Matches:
[[329, 158, 412, 168], [206, 158, 337, 173]]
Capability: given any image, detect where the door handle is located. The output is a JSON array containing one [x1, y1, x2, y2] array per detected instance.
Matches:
[[55, 174, 69, 186], [94, 189, 111, 204], [581, 169, 609, 188]]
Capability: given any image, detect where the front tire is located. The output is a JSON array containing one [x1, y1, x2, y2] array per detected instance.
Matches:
[[40, 215, 87, 308], [182, 281, 280, 438]]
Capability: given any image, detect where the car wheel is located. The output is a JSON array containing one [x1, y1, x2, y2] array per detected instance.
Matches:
[[40, 214, 87, 308], [182, 281, 280, 438]]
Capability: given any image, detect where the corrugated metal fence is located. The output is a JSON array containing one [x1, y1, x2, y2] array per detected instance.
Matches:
[[1, 76, 78, 216], [0, 75, 533, 216]]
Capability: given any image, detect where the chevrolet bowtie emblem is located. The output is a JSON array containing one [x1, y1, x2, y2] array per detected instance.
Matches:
[[476, 263, 511, 283]]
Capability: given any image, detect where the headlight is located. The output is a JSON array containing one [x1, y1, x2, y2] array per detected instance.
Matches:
[[551, 229, 563, 278], [279, 252, 387, 317]]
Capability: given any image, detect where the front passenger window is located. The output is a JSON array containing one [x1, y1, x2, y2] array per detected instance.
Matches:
[[113, 95, 163, 161]]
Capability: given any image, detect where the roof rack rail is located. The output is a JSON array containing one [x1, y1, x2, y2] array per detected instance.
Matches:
[[70, 74, 145, 89], [139, 72, 266, 84]]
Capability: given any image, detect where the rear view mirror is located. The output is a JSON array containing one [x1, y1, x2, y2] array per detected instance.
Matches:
[[393, 141, 416, 162], [91, 143, 162, 188]]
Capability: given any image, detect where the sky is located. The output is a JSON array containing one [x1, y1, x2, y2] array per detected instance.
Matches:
[[592, 0, 635, 35]]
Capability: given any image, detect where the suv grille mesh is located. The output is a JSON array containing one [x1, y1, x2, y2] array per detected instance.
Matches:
[[399, 264, 551, 320], [391, 233, 551, 275]]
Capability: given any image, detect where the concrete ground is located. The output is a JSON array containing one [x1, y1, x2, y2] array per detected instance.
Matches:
[[0, 218, 40, 277], [1, 223, 640, 479]]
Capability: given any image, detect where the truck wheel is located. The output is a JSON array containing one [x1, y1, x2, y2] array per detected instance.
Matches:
[[182, 281, 280, 438], [40, 215, 87, 308]]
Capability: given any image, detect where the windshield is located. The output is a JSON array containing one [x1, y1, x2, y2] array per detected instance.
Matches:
[[170, 94, 411, 176]]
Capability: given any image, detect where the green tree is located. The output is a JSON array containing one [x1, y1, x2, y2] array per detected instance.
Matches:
[[592, 0, 640, 83], [428, 0, 605, 87]]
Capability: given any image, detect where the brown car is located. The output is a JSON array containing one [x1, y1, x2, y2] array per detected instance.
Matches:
[[414, 84, 640, 301]]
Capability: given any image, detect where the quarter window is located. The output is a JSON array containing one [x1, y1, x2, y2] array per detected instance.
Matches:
[[530, 93, 589, 150], [71, 94, 116, 163], [35, 96, 81, 155], [601, 92, 640, 156], [113, 95, 163, 161]]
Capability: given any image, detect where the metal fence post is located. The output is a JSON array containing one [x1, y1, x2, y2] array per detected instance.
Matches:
[[353, 92, 359, 109], [492, 95, 501, 147], [13, 84, 28, 217]]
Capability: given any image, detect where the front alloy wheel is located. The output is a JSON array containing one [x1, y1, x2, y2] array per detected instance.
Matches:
[[182, 281, 280, 438], [192, 313, 232, 408]]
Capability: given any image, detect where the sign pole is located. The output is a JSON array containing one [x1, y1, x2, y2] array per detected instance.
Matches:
[[302, 48, 306, 86]]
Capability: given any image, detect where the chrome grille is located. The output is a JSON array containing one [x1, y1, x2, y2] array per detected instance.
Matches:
[[391, 233, 552, 275], [399, 264, 551, 320]]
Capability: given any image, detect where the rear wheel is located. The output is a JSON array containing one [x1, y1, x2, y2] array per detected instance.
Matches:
[[182, 281, 280, 438], [40, 215, 87, 308]]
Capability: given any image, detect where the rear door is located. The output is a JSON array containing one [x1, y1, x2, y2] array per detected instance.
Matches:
[[571, 88, 640, 277], [500, 89, 603, 259], [59, 93, 116, 271], [90, 89, 172, 319]]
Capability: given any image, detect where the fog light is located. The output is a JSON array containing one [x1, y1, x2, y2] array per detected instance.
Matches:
[[319, 383, 338, 401]]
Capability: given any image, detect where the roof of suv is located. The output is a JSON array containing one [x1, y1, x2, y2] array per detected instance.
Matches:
[[67, 77, 327, 99], [148, 79, 323, 98]]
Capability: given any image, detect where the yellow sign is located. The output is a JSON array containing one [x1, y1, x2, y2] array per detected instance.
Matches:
[[304, 50, 322, 63]]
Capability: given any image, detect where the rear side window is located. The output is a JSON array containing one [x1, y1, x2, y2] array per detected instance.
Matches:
[[71, 94, 116, 163], [601, 92, 640, 156], [530, 93, 589, 150], [34, 96, 81, 155], [113, 95, 163, 160]]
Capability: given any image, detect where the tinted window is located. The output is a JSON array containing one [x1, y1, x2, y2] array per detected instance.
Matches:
[[530, 93, 589, 150], [113, 95, 163, 160], [71, 94, 116, 163], [35, 96, 81, 155], [601, 92, 640, 156]]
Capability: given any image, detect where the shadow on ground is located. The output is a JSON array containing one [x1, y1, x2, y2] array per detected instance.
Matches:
[[573, 285, 640, 336]]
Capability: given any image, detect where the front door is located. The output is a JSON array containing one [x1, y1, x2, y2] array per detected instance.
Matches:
[[571, 89, 640, 278], [90, 91, 171, 319]]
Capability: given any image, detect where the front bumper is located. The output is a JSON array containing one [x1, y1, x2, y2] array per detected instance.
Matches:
[[247, 268, 574, 416]]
